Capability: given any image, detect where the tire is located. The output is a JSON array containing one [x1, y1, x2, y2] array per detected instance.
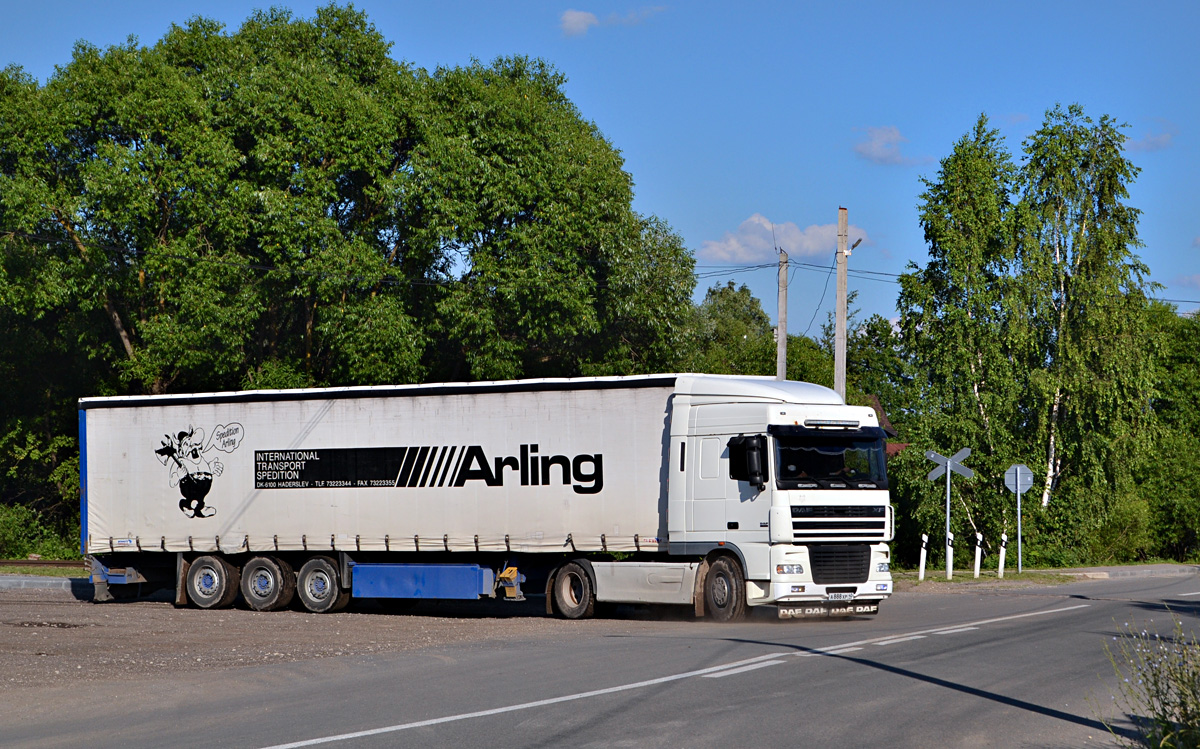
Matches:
[[240, 556, 296, 612], [704, 556, 747, 622], [296, 556, 350, 614], [552, 562, 595, 620], [187, 555, 240, 609]]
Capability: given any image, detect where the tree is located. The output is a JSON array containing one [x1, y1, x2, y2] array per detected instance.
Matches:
[[0, 6, 697, 531], [1016, 104, 1157, 561], [410, 56, 693, 380], [1138, 303, 1200, 559], [685, 282, 774, 375], [894, 114, 1024, 562]]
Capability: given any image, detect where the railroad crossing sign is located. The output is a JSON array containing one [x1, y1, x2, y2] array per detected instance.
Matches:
[[927, 448, 974, 579], [1004, 463, 1033, 574], [927, 448, 975, 481]]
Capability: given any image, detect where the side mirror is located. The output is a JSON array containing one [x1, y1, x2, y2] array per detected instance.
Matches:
[[728, 435, 767, 491]]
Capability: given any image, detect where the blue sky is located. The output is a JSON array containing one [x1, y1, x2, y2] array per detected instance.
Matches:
[[2, 1, 1197, 329]]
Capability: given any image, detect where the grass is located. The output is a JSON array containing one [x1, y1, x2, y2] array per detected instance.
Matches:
[[892, 568, 1076, 586], [0, 563, 87, 577]]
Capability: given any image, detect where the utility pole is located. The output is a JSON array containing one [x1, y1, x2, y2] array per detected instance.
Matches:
[[834, 207, 848, 399], [776, 248, 788, 380]]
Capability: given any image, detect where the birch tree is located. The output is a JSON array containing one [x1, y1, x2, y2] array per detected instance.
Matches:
[[895, 115, 1024, 557], [1017, 104, 1156, 551]]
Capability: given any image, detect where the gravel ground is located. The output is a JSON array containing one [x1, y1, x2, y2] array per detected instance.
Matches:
[[5, 566, 1169, 689], [0, 588, 707, 689]]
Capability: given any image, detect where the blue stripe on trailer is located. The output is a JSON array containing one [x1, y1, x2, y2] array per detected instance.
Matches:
[[351, 563, 495, 600], [78, 409, 87, 556]]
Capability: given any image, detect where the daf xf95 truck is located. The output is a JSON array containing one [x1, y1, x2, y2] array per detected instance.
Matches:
[[80, 374, 893, 620]]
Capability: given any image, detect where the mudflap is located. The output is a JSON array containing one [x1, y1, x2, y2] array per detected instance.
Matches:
[[778, 601, 881, 619]]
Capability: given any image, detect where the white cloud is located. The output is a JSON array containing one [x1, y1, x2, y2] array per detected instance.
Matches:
[[699, 213, 871, 263], [854, 125, 923, 166], [1127, 119, 1178, 152], [1177, 273, 1200, 290], [561, 7, 664, 36], [1191, 237, 1199, 248], [561, 10, 599, 36]]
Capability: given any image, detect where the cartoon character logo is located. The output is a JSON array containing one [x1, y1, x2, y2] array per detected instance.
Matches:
[[155, 423, 244, 518]]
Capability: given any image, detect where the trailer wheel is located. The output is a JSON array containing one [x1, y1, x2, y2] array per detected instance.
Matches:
[[187, 555, 240, 609], [552, 562, 595, 620], [704, 556, 747, 622], [240, 556, 296, 612], [296, 556, 350, 614]]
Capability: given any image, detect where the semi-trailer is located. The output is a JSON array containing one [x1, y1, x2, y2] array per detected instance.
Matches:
[[81, 374, 893, 620]]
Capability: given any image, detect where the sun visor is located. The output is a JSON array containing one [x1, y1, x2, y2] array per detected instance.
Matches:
[[767, 424, 888, 440]]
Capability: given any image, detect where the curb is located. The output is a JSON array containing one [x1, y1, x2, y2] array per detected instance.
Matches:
[[0, 575, 94, 599], [1059, 565, 1200, 580]]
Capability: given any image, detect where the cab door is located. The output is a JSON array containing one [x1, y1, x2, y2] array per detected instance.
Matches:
[[688, 436, 726, 532], [726, 435, 769, 541]]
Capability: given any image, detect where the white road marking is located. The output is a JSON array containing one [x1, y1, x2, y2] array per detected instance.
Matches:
[[1176, 592, 1200, 597], [703, 660, 788, 678], [259, 603, 1091, 749], [874, 635, 926, 646], [789, 603, 1091, 655], [259, 652, 792, 749], [799, 646, 862, 657], [933, 627, 980, 634]]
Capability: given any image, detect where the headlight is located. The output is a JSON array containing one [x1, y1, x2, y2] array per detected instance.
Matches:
[[776, 564, 804, 575], [877, 563, 889, 572]]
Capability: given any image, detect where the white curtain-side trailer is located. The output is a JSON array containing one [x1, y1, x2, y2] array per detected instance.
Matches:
[[80, 374, 893, 620]]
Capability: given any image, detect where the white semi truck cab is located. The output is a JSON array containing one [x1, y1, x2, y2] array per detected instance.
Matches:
[[667, 377, 892, 619], [82, 374, 892, 620]]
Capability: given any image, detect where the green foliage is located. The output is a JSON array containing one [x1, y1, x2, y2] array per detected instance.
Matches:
[[894, 114, 1027, 565], [0, 5, 695, 546], [0, 503, 80, 560], [891, 107, 1163, 568], [1139, 305, 1200, 560]]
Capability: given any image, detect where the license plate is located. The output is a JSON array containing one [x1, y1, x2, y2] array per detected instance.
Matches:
[[826, 592, 855, 601]]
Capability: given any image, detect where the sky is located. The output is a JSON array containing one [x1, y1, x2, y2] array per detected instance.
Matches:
[[2, 1, 1197, 330]]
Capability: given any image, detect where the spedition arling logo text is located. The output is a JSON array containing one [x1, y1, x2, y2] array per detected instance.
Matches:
[[254, 444, 603, 494]]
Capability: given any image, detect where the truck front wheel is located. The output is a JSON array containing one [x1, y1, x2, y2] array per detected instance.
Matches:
[[552, 562, 595, 620], [296, 556, 350, 614], [240, 556, 296, 612], [704, 556, 747, 622], [187, 555, 240, 609]]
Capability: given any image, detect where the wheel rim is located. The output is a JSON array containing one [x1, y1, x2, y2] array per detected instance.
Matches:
[[562, 572, 583, 607], [711, 573, 730, 609], [250, 568, 275, 600], [307, 570, 331, 602], [194, 564, 220, 598]]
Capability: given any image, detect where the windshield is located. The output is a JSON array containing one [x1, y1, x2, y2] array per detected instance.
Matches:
[[774, 435, 888, 490]]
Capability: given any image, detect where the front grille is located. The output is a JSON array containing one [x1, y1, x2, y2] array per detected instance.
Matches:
[[792, 505, 886, 518], [809, 544, 871, 584], [791, 505, 888, 541]]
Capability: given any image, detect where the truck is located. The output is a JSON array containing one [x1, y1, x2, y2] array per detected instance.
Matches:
[[80, 374, 893, 620]]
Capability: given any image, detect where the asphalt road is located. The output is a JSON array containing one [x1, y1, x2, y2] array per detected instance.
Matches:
[[7, 573, 1200, 749]]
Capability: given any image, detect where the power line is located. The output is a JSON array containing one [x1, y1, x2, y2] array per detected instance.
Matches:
[[802, 250, 837, 337], [8, 230, 1200, 306]]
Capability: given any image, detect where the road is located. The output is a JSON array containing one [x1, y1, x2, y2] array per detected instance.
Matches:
[[5, 572, 1199, 748]]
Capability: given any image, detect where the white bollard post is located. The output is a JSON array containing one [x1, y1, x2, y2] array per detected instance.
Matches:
[[946, 531, 954, 580], [973, 532, 983, 578], [918, 533, 928, 581], [998, 532, 1008, 579]]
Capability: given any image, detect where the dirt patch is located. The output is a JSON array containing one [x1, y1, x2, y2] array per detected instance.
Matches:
[[0, 588, 701, 688]]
